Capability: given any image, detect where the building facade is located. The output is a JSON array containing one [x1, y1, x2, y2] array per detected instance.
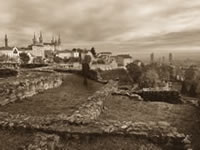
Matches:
[[115, 54, 133, 67], [29, 32, 62, 58]]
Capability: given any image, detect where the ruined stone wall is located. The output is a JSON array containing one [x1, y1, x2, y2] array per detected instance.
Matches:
[[0, 72, 64, 106], [136, 90, 182, 104], [0, 79, 192, 149], [59, 80, 118, 124], [0, 63, 19, 69], [0, 112, 191, 150]]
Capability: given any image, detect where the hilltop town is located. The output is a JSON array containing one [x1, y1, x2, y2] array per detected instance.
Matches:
[[0, 33, 133, 69]]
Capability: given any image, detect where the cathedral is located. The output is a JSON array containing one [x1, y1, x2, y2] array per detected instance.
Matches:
[[29, 32, 62, 58]]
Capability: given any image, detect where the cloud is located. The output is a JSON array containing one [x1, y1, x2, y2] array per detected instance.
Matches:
[[0, 0, 200, 53]]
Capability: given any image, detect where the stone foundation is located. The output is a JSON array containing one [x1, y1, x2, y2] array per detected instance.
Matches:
[[59, 80, 118, 124], [0, 72, 64, 106], [0, 112, 191, 150], [0, 78, 193, 149], [137, 90, 182, 104]]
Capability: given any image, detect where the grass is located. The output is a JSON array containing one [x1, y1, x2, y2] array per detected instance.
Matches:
[[99, 95, 200, 150], [0, 74, 103, 116], [100, 69, 132, 85], [0, 129, 34, 150]]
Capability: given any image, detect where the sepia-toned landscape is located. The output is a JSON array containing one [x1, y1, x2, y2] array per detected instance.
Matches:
[[0, 0, 200, 150]]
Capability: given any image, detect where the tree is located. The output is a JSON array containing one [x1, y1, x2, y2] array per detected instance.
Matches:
[[19, 52, 30, 64], [189, 82, 197, 97], [139, 69, 159, 88], [126, 61, 144, 83], [185, 66, 197, 81], [53, 56, 63, 63], [90, 47, 96, 58], [82, 55, 91, 86], [181, 81, 188, 94], [0, 54, 9, 62], [159, 64, 170, 81], [33, 57, 44, 64]]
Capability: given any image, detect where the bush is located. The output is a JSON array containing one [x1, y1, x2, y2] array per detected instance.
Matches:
[[0, 69, 18, 78], [19, 52, 30, 64], [100, 69, 132, 85], [20, 64, 48, 68]]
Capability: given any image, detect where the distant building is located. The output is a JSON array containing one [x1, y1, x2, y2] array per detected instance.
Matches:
[[0, 35, 20, 61], [28, 32, 62, 58], [97, 52, 112, 64], [71, 50, 79, 58], [150, 53, 154, 63], [0, 46, 21, 59], [169, 53, 173, 64], [56, 50, 72, 59], [162, 56, 165, 64], [115, 54, 133, 67]]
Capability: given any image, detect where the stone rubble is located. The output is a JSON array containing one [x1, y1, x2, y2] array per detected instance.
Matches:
[[112, 88, 182, 104], [0, 111, 192, 150], [19, 133, 64, 150], [65, 80, 118, 124], [112, 89, 143, 100], [0, 76, 193, 149]]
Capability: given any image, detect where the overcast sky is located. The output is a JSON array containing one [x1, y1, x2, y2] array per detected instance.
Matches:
[[1, 0, 200, 53]]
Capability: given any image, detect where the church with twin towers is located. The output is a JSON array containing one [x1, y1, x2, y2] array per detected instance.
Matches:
[[28, 32, 62, 58]]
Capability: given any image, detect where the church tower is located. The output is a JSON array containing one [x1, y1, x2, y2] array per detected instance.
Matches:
[[55, 38, 58, 46], [32, 33, 37, 45], [5, 34, 8, 48], [51, 35, 55, 44], [39, 31, 43, 44], [169, 53, 173, 64], [57, 34, 61, 46], [150, 53, 154, 64]]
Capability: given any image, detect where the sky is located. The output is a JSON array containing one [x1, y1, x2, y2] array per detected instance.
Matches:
[[1, 0, 200, 54]]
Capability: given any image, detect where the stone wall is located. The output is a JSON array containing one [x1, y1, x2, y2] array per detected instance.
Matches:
[[54, 68, 108, 84], [112, 89, 182, 104], [136, 90, 182, 104], [0, 62, 19, 69], [0, 72, 64, 106], [59, 80, 118, 124], [0, 68, 18, 78], [0, 78, 192, 149], [0, 112, 191, 150]]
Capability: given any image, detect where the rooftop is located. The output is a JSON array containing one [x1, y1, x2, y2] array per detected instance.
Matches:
[[99, 52, 112, 55], [57, 49, 72, 53], [117, 54, 132, 59]]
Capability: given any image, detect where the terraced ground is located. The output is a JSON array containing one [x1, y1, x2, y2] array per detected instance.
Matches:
[[0, 74, 103, 116]]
